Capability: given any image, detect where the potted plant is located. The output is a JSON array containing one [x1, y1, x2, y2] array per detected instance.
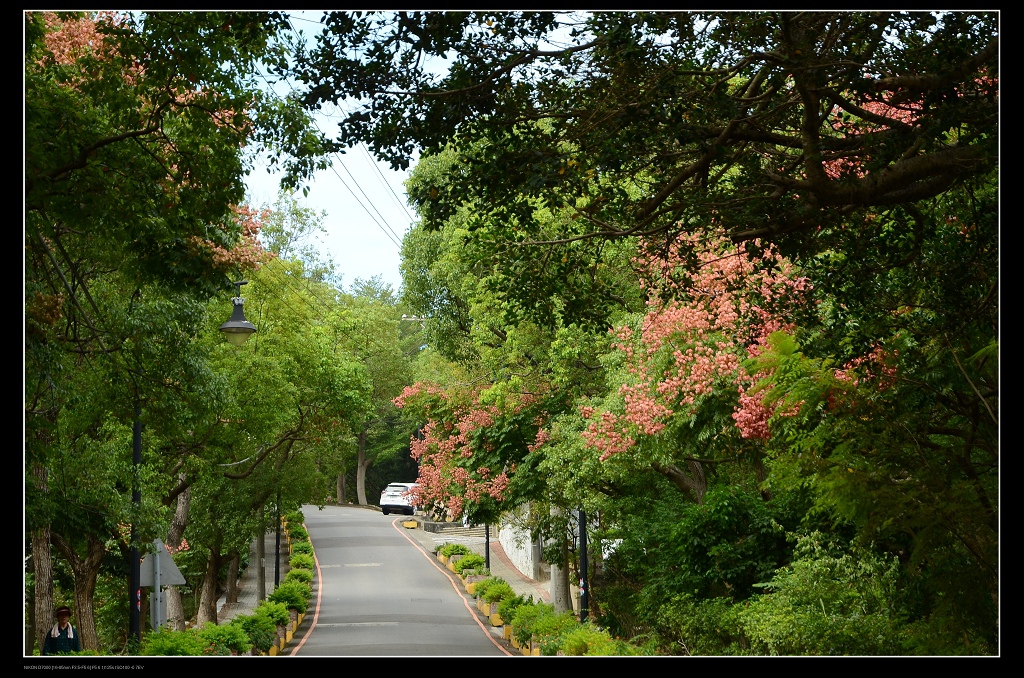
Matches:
[[196, 621, 253, 656], [269, 580, 312, 638], [455, 553, 485, 578], [510, 602, 556, 656], [473, 577, 497, 612], [255, 600, 291, 653], [291, 540, 314, 556], [498, 594, 530, 641], [233, 611, 278, 655], [437, 542, 471, 565], [533, 609, 580, 656], [482, 581, 515, 626]]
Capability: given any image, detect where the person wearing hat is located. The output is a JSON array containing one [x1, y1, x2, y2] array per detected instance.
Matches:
[[41, 605, 81, 655]]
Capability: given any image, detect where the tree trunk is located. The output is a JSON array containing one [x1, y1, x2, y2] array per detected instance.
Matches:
[[30, 464, 52, 655], [549, 506, 571, 614], [652, 460, 708, 504], [356, 428, 373, 505], [337, 470, 347, 504], [26, 539, 36, 655], [753, 453, 773, 501], [225, 550, 240, 604], [196, 548, 222, 626], [31, 525, 52, 655], [51, 531, 105, 651], [165, 477, 190, 631]]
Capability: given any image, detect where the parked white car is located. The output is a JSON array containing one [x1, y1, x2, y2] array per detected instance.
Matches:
[[379, 482, 418, 515]]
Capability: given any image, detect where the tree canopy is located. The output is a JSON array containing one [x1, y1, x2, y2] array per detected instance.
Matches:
[[25, 10, 998, 656], [297, 11, 996, 249]]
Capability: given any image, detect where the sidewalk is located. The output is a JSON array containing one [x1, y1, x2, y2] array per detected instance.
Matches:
[[216, 528, 290, 625], [400, 516, 550, 604]]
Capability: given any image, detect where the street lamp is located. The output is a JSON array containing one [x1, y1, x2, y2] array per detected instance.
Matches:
[[126, 285, 257, 646], [219, 280, 256, 345]]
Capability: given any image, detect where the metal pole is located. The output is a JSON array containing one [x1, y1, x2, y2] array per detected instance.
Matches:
[[274, 489, 281, 589], [485, 524, 490, 570], [129, 399, 142, 644], [151, 541, 162, 631], [257, 505, 266, 601], [578, 509, 589, 623]]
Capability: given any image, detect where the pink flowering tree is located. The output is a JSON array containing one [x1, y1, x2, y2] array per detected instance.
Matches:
[[579, 228, 811, 503], [394, 382, 543, 523]]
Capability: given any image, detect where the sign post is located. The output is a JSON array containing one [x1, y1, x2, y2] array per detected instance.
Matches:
[[140, 538, 186, 630]]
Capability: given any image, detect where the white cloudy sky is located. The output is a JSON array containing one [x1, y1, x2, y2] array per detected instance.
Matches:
[[245, 11, 417, 294], [245, 144, 414, 294]]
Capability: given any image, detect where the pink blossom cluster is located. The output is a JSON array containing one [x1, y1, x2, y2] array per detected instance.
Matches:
[[833, 344, 898, 390], [35, 12, 118, 67], [581, 411, 636, 462], [583, 228, 812, 458], [733, 384, 773, 439], [188, 204, 274, 272], [165, 537, 190, 555], [396, 383, 532, 517], [393, 381, 447, 409], [823, 98, 923, 179], [528, 428, 551, 453]]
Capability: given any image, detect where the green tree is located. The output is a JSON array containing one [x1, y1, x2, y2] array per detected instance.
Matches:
[[25, 10, 328, 651], [339, 277, 418, 505], [292, 11, 998, 654], [296, 11, 996, 265]]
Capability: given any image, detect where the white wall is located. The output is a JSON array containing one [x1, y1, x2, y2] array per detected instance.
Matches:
[[498, 505, 539, 579]]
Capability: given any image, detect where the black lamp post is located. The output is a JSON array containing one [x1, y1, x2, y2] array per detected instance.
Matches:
[[578, 509, 589, 622], [126, 282, 256, 647], [219, 280, 256, 345], [128, 398, 142, 648]]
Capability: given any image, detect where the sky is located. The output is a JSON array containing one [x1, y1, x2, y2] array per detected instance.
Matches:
[[244, 11, 418, 295], [245, 142, 414, 294]]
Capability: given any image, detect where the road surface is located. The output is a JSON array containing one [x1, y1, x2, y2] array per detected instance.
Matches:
[[290, 505, 509, 656]]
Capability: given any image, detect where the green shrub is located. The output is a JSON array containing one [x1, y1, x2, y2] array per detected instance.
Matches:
[[255, 600, 290, 627], [284, 510, 305, 524], [438, 542, 472, 557], [456, 553, 485, 574], [472, 576, 506, 601], [498, 594, 530, 622], [291, 541, 314, 556], [289, 553, 314, 570], [287, 524, 309, 542], [232, 613, 277, 654], [511, 601, 556, 646], [658, 594, 748, 655], [560, 623, 622, 656], [534, 609, 580, 655], [269, 580, 311, 613], [739, 532, 905, 656], [196, 621, 252, 655], [483, 581, 515, 604], [285, 568, 313, 585], [139, 629, 205, 656]]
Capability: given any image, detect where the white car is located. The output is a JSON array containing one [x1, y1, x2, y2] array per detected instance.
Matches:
[[379, 482, 418, 515]]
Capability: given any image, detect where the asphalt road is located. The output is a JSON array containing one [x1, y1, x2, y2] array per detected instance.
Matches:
[[289, 505, 510, 656]]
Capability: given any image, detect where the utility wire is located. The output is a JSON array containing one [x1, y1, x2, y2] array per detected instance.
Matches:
[[257, 14, 409, 253], [323, 160, 402, 248], [358, 141, 417, 222]]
